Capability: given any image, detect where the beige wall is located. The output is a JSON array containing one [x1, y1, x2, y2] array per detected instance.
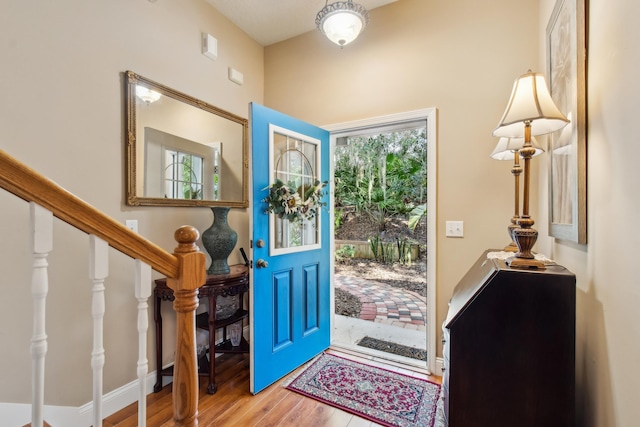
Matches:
[[0, 0, 263, 405], [268, 0, 640, 424], [3, 0, 638, 424], [537, 0, 640, 425], [265, 0, 541, 361]]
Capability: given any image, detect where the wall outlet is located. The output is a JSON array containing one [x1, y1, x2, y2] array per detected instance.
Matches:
[[446, 220, 464, 237], [125, 219, 138, 233]]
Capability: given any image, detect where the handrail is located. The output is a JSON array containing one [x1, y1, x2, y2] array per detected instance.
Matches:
[[1, 148, 203, 426], [0, 149, 179, 278]]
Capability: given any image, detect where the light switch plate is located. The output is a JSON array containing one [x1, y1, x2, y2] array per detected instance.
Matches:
[[446, 220, 464, 237], [125, 219, 138, 233]]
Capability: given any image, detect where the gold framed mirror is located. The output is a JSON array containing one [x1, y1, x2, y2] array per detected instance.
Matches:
[[125, 70, 248, 207]]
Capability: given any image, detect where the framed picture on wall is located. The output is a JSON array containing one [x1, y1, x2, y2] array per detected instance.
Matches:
[[546, 0, 587, 244]]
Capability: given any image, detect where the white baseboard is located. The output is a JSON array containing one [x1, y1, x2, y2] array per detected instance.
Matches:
[[0, 372, 159, 427], [2, 326, 251, 426], [0, 402, 31, 427], [435, 356, 445, 376]]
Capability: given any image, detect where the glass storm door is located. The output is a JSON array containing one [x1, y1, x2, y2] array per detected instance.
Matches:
[[249, 103, 330, 394]]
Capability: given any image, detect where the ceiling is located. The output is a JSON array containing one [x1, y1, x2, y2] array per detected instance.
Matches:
[[205, 0, 398, 46]]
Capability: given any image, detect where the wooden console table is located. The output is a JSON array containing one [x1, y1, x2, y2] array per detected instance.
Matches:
[[153, 264, 249, 394], [442, 251, 575, 426]]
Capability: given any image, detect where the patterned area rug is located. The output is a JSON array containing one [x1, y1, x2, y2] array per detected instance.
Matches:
[[286, 353, 440, 427]]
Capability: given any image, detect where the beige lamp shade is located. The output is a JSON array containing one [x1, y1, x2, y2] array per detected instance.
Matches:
[[492, 71, 569, 138], [490, 136, 544, 161]]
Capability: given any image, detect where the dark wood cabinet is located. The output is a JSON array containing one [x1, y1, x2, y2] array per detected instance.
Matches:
[[154, 264, 249, 394], [442, 251, 575, 427]]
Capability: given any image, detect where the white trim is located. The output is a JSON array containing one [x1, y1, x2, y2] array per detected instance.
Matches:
[[267, 123, 323, 256], [324, 107, 438, 374], [0, 372, 158, 427], [323, 108, 435, 134], [2, 324, 253, 426], [329, 127, 336, 345], [435, 357, 445, 376], [426, 108, 438, 375]]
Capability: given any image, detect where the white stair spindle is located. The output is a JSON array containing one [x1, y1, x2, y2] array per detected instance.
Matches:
[[135, 259, 151, 427], [30, 203, 53, 427], [89, 235, 108, 427]]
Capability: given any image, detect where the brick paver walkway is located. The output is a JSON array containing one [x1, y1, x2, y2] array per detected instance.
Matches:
[[335, 274, 427, 329]]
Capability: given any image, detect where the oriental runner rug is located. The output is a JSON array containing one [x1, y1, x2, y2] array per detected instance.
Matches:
[[286, 353, 440, 427]]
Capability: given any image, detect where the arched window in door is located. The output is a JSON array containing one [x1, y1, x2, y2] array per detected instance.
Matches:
[[268, 124, 324, 255]]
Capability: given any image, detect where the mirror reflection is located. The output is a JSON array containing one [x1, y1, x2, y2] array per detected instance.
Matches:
[[125, 70, 248, 207]]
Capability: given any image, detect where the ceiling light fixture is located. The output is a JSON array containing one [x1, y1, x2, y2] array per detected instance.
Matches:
[[136, 85, 161, 105], [316, 0, 369, 48]]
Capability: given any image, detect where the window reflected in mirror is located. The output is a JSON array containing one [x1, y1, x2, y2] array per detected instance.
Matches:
[[163, 149, 204, 200]]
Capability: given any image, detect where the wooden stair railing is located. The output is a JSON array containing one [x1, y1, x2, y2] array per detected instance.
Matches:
[[0, 149, 205, 427]]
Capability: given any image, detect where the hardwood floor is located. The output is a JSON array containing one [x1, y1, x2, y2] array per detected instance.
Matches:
[[104, 349, 441, 427]]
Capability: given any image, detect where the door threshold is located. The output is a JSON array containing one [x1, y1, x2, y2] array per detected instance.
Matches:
[[329, 343, 431, 376], [332, 314, 429, 374]]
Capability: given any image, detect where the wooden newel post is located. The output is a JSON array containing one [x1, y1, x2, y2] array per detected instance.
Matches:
[[167, 226, 206, 427]]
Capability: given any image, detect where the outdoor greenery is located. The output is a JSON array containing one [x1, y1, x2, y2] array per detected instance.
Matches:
[[335, 244, 356, 261], [408, 203, 426, 231], [367, 235, 414, 265], [334, 128, 427, 230]]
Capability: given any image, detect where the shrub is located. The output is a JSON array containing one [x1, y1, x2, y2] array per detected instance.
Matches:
[[335, 244, 356, 261]]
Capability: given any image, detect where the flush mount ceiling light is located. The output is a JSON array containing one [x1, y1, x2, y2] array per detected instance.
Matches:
[[316, 0, 369, 47]]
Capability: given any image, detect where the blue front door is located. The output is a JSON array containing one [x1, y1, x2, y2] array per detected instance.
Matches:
[[249, 103, 331, 394]]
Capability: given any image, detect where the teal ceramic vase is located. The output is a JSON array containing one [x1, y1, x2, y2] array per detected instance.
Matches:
[[202, 207, 237, 275]]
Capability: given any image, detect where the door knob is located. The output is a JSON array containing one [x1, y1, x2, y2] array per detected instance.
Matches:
[[256, 259, 269, 268], [256, 239, 265, 248]]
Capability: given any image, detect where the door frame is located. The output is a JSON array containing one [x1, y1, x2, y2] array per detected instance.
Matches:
[[323, 108, 437, 374]]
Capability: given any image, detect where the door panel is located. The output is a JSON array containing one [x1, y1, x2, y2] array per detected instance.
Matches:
[[250, 103, 330, 393], [303, 263, 320, 334], [273, 269, 293, 350]]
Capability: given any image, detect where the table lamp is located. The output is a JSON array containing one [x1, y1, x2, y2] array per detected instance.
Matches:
[[492, 71, 569, 269], [490, 136, 543, 252]]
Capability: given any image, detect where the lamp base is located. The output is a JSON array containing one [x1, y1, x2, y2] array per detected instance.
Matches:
[[507, 256, 545, 269], [509, 223, 546, 270], [504, 223, 518, 252], [503, 242, 518, 252]]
